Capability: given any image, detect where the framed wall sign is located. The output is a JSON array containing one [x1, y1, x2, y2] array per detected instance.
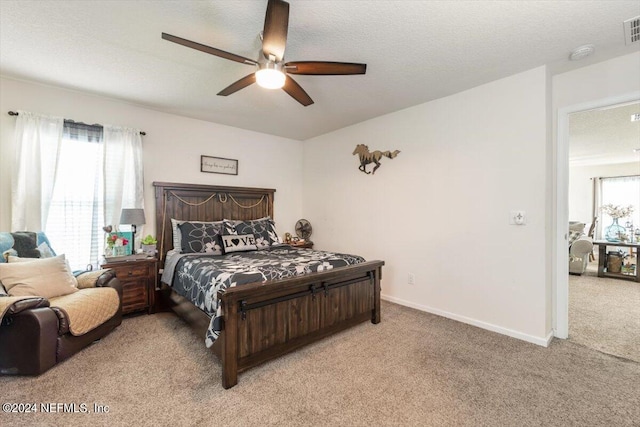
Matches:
[[201, 155, 238, 175]]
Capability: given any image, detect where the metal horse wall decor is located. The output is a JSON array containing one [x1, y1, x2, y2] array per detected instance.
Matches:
[[353, 144, 400, 175]]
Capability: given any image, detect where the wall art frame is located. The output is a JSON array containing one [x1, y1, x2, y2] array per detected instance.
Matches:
[[201, 155, 238, 175]]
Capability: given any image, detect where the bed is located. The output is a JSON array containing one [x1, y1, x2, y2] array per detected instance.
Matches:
[[154, 182, 384, 388]]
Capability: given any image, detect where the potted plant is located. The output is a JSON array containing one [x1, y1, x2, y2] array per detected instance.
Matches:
[[141, 235, 157, 256]]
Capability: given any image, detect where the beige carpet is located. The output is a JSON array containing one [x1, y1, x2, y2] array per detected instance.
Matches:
[[569, 253, 640, 362], [1, 301, 639, 427], [569, 273, 640, 362]]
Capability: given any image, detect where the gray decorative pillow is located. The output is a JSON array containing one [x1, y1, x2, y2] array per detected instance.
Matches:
[[10, 232, 41, 259], [173, 219, 225, 252], [221, 234, 258, 253], [223, 217, 278, 249], [178, 222, 223, 255]]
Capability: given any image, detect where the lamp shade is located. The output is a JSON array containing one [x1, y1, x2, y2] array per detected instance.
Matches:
[[119, 208, 146, 225]]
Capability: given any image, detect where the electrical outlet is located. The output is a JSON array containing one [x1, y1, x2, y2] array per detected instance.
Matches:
[[408, 273, 415, 285]]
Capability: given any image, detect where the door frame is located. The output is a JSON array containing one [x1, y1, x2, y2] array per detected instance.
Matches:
[[554, 91, 640, 339]]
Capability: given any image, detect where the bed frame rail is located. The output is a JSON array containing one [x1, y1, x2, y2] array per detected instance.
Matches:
[[237, 273, 372, 319], [217, 260, 383, 388]]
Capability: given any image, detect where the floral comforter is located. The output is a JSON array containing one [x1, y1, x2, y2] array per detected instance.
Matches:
[[167, 246, 365, 347]]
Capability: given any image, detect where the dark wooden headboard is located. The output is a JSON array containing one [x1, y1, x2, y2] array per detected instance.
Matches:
[[153, 182, 275, 263]]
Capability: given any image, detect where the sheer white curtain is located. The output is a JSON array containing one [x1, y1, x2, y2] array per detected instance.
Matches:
[[46, 123, 104, 268], [11, 113, 144, 269], [103, 125, 144, 228], [11, 111, 64, 231]]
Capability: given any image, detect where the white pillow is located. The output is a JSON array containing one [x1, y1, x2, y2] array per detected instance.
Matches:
[[221, 234, 258, 253], [170, 218, 184, 250], [0, 254, 78, 298]]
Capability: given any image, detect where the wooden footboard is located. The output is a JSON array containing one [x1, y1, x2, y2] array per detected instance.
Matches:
[[160, 260, 383, 388]]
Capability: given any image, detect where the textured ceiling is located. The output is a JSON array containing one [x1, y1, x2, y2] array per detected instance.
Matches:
[[570, 102, 640, 167], [1, 0, 639, 140]]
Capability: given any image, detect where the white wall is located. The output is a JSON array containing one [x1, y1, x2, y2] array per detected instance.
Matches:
[[552, 52, 640, 112], [0, 77, 303, 240], [569, 162, 640, 225], [303, 67, 550, 344]]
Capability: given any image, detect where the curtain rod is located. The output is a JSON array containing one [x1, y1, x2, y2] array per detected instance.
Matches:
[[7, 111, 146, 136], [596, 174, 640, 180]]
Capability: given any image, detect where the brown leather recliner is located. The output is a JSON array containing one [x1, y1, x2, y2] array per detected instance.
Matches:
[[0, 269, 122, 375]]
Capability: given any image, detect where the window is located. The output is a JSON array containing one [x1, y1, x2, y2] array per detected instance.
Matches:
[[599, 175, 640, 239], [11, 112, 144, 271], [45, 122, 104, 270]]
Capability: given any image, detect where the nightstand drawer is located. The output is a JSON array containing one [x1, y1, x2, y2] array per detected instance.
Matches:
[[110, 264, 149, 279]]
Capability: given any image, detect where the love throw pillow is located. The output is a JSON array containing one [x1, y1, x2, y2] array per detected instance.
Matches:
[[223, 217, 278, 249], [221, 234, 258, 254]]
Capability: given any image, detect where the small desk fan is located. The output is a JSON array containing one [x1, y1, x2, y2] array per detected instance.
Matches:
[[295, 219, 312, 242]]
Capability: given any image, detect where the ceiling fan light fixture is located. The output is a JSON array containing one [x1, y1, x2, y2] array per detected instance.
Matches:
[[256, 61, 286, 89], [162, 0, 366, 105]]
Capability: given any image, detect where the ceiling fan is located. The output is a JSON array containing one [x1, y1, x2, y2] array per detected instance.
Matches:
[[161, 0, 366, 106]]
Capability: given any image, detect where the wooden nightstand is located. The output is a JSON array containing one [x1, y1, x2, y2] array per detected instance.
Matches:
[[101, 258, 158, 314], [289, 241, 313, 249]]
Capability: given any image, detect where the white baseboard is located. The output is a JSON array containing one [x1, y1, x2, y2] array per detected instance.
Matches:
[[381, 294, 553, 347]]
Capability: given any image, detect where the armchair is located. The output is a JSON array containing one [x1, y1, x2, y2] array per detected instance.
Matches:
[[0, 232, 122, 375], [568, 222, 593, 275], [0, 269, 122, 375]]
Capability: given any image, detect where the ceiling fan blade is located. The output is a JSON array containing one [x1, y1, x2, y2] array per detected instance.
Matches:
[[282, 76, 313, 106], [217, 73, 257, 96], [262, 0, 289, 61], [162, 33, 257, 66], [285, 61, 367, 75]]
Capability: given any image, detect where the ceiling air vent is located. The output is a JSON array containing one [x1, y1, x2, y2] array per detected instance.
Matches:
[[624, 16, 640, 45]]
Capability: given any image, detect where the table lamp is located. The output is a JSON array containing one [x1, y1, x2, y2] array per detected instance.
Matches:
[[119, 208, 146, 254]]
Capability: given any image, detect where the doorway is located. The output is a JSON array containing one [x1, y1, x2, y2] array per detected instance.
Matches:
[[555, 93, 640, 359]]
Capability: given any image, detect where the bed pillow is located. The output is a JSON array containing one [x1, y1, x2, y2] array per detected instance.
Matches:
[[0, 254, 78, 298], [172, 219, 225, 252], [170, 218, 184, 250], [178, 221, 224, 255], [220, 234, 258, 254], [223, 217, 278, 249]]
